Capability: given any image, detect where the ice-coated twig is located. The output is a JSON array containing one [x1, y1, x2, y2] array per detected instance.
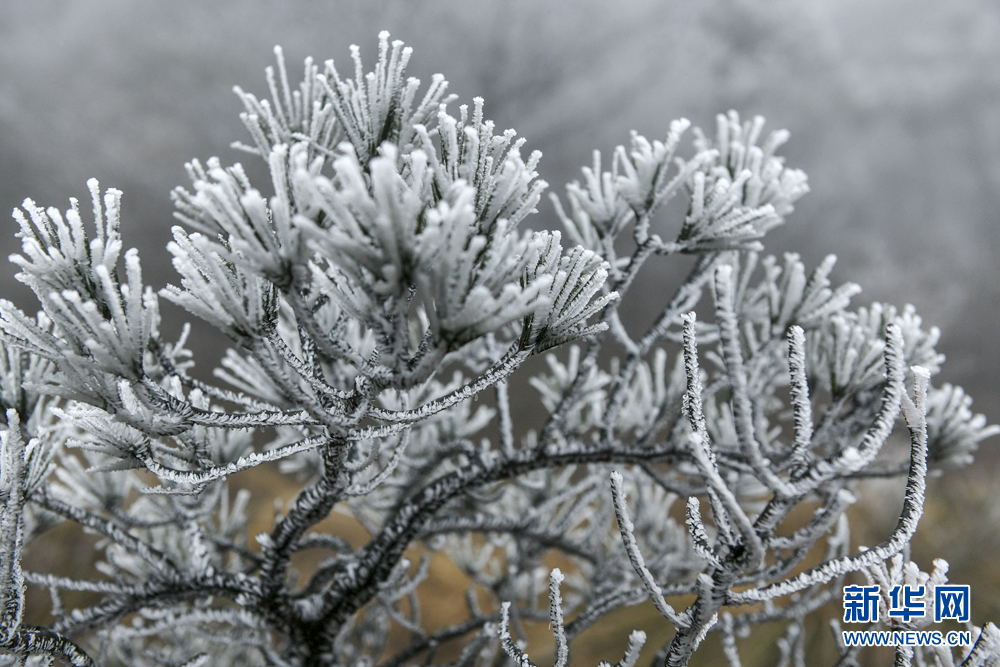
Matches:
[[32, 489, 179, 576], [713, 264, 794, 496], [596, 630, 647, 667], [499, 602, 534, 667], [137, 434, 329, 489], [719, 612, 743, 667], [685, 496, 721, 568], [681, 312, 765, 569], [732, 362, 928, 604], [548, 569, 570, 667], [0, 410, 28, 645], [497, 569, 579, 667], [365, 344, 530, 423], [785, 324, 813, 474], [786, 321, 906, 497], [610, 471, 686, 626]]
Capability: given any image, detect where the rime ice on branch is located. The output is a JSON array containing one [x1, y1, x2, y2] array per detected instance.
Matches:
[[0, 32, 996, 667]]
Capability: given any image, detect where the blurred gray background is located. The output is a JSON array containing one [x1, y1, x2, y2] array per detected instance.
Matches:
[[2, 0, 1000, 646]]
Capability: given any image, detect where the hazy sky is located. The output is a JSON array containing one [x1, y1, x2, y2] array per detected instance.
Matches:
[[1, 0, 998, 432]]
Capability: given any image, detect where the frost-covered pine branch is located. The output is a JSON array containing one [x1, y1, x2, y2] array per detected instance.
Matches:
[[0, 32, 996, 667]]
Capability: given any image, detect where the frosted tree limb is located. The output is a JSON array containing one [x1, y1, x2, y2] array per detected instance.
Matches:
[[732, 364, 928, 604]]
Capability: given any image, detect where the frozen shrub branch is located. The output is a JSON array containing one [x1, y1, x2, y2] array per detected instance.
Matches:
[[0, 32, 996, 667]]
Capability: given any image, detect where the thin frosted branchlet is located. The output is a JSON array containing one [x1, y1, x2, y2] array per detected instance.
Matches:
[[806, 302, 943, 401], [162, 227, 279, 341], [0, 32, 996, 667], [692, 110, 809, 218], [499, 568, 647, 667], [954, 624, 1000, 667], [609, 471, 687, 626], [685, 496, 721, 569], [232, 46, 338, 161], [784, 324, 813, 474], [316, 31, 455, 165], [0, 182, 162, 412], [676, 168, 779, 253], [550, 149, 636, 253], [0, 411, 28, 645], [0, 411, 92, 666], [529, 345, 611, 435], [680, 311, 763, 557], [712, 264, 794, 497], [170, 148, 309, 288], [413, 98, 546, 235], [603, 477, 704, 628], [734, 252, 862, 339], [924, 382, 1000, 468]]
